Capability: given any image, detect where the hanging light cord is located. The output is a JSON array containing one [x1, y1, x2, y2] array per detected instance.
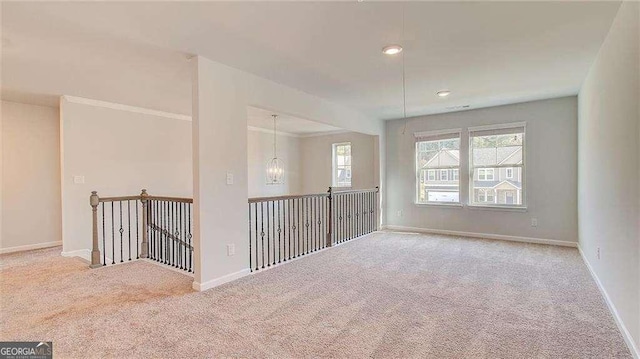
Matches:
[[272, 114, 278, 158], [401, 3, 408, 135]]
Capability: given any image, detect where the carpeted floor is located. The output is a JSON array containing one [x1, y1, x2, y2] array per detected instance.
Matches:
[[0, 232, 632, 358]]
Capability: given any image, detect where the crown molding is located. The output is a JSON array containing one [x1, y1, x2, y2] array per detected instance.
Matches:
[[61, 95, 191, 121], [247, 125, 300, 138]]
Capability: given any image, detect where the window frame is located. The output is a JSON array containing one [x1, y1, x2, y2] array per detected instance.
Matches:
[[506, 167, 513, 179], [468, 122, 527, 209], [332, 142, 352, 188], [414, 129, 462, 206]]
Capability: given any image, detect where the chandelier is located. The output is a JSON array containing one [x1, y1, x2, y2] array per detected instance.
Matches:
[[266, 114, 285, 184]]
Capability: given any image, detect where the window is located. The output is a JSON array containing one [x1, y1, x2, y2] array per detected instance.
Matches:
[[478, 168, 494, 181], [469, 123, 525, 207], [332, 143, 352, 187], [415, 130, 461, 204]]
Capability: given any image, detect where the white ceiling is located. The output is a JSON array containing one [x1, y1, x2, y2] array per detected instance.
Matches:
[[247, 106, 343, 136], [1, 1, 621, 120]]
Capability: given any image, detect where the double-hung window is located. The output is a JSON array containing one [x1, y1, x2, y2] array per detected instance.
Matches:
[[332, 142, 352, 187], [469, 123, 525, 208], [415, 129, 461, 204]]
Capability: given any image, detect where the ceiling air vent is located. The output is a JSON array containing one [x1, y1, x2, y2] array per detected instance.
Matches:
[[445, 105, 471, 111]]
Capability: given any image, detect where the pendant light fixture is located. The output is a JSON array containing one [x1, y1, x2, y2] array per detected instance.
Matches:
[[266, 114, 285, 184]]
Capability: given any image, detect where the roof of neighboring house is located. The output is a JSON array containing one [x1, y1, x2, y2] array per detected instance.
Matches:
[[422, 150, 459, 168], [473, 146, 522, 166], [474, 180, 521, 189]]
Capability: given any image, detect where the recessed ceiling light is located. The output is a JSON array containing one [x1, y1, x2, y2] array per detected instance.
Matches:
[[382, 45, 403, 55], [437, 90, 451, 97]]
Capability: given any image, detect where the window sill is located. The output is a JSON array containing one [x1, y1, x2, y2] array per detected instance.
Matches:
[[415, 202, 463, 208], [467, 205, 528, 212]]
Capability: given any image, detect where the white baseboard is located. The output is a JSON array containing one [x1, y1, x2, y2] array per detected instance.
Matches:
[[383, 225, 577, 247], [0, 241, 62, 254], [61, 249, 91, 261], [578, 246, 639, 359], [192, 268, 251, 292]]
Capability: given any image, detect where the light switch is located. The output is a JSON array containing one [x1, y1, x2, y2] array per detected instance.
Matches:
[[226, 172, 234, 185], [227, 244, 235, 256], [73, 175, 85, 184]]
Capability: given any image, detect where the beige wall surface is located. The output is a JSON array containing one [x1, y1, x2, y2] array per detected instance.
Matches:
[[1, 101, 61, 251], [60, 98, 192, 255], [578, 1, 639, 353], [192, 56, 383, 290], [248, 129, 302, 198], [300, 132, 378, 194], [385, 96, 578, 243]]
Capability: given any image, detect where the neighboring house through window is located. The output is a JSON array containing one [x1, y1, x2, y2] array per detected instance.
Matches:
[[469, 123, 525, 207], [332, 142, 352, 187], [415, 129, 461, 204]]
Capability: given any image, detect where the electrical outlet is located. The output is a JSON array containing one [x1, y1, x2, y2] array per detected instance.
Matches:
[[531, 218, 538, 227], [227, 244, 235, 256], [597, 247, 600, 260], [397, 210, 403, 217], [73, 175, 85, 184], [226, 172, 234, 185]]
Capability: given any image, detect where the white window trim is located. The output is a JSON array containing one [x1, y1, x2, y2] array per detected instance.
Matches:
[[332, 142, 352, 188], [486, 168, 495, 181], [414, 131, 462, 205], [468, 122, 527, 209]]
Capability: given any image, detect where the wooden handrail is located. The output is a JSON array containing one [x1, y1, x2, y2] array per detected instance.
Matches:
[[99, 195, 193, 203], [248, 192, 329, 203], [147, 196, 193, 203], [332, 187, 379, 195], [247, 187, 379, 203], [98, 195, 142, 202]]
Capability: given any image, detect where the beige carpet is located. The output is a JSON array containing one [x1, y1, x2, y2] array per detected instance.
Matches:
[[0, 232, 631, 358]]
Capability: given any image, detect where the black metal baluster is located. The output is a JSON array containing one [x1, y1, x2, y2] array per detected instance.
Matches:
[[150, 200, 154, 260], [277, 200, 281, 264], [127, 200, 131, 261], [310, 197, 314, 252], [308, 197, 312, 253], [284, 199, 289, 262], [255, 203, 259, 271], [267, 201, 271, 267], [101, 202, 106, 266], [110, 202, 115, 265], [154, 200, 158, 260], [163, 201, 168, 264], [119, 201, 124, 263], [188, 203, 192, 272], [178, 202, 183, 269], [261, 202, 265, 269], [272, 200, 276, 265], [136, 199, 140, 259], [249, 202, 252, 271], [172, 201, 176, 267]]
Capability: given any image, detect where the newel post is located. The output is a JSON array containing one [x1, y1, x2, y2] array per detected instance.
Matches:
[[326, 187, 333, 248], [89, 191, 102, 268], [140, 189, 149, 258]]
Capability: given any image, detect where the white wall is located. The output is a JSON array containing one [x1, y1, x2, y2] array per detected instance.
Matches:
[[300, 132, 378, 194], [247, 129, 301, 198], [60, 97, 192, 256], [385, 96, 578, 244], [192, 56, 383, 290], [578, 1, 639, 354], [1, 101, 61, 252]]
